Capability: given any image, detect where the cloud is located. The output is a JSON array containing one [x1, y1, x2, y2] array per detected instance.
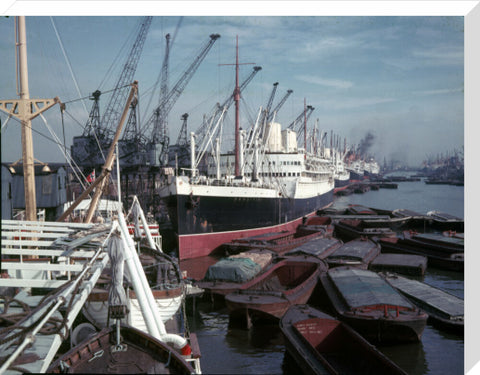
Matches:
[[296, 74, 353, 89], [412, 45, 463, 66], [415, 87, 464, 96], [315, 96, 396, 110]]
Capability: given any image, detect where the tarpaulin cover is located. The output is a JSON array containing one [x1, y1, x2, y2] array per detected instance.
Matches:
[[229, 251, 273, 270], [204, 257, 262, 283], [328, 268, 412, 309], [286, 237, 342, 257]]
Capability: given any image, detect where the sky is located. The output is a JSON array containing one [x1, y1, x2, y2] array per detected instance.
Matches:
[[0, 8, 467, 168]]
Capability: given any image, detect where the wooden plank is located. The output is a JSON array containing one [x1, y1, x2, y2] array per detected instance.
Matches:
[[1, 224, 76, 231], [2, 262, 86, 272], [2, 239, 57, 247], [2, 248, 97, 257], [2, 219, 94, 228], [0, 277, 76, 289], [1, 231, 70, 239]]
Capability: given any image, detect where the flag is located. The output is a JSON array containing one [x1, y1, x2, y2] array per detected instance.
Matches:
[[86, 170, 95, 183]]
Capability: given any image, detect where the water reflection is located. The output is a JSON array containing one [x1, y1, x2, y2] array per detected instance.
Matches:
[[379, 340, 428, 375], [226, 324, 284, 351]]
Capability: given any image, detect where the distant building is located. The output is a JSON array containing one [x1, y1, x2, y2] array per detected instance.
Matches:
[[6, 163, 67, 221], [2, 165, 13, 220]]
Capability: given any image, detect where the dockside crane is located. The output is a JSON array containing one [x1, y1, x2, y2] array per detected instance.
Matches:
[[120, 31, 172, 167], [176, 113, 189, 146], [143, 33, 221, 166], [101, 17, 152, 141], [71, 16, 152, 168]]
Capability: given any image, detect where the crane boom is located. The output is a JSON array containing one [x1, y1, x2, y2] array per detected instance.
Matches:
[[287, 105, 314, 130], [156, 33, 171, 143], [267, 89, 293, 122], [195, 65, 262, 143], [100, 16, 152, 140], [263, 82, 278, 121], [294, 106, 315, 144], [176, 113, 189, 145], [146, 33, 221, 143]]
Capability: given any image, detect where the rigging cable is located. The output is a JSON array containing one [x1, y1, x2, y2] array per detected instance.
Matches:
[[38, 112, 89, 191], [49, 17, 89, 117], [1, 114, 13, 132]]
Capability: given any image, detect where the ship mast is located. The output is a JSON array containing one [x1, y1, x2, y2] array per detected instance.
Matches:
[[234, 36, 240, 177], [0, 16, 60, 221], [304, 98, 307, 158], [219, 36, 254, 178]]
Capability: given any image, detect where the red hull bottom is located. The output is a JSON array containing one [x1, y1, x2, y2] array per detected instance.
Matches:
[[333, 185, 350, 194], [177, 211, 319, 260]]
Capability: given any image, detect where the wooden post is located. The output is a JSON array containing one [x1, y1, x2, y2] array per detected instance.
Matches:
[[0, 17, 60, 221]]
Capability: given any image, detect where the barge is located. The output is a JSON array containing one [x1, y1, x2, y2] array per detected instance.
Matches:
[[319, 267, 428, 343]]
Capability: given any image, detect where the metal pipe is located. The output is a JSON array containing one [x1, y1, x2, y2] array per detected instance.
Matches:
[[216, 138, 220, 180], [133, 196, 159, 251], [117, 211, 166, 337], [190, 132, 195, 178]]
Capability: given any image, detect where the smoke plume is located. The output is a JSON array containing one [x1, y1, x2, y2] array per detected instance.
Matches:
[[357, 132, 375, 157]]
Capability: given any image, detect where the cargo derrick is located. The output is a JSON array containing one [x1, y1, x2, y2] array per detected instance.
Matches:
[[143, 33, 221, 167], [287, 105, 315, 149], [267, 88, 293, 123], [256, 82, 278, 141], [71, 16, 152, 170], [254, 83, 293, 145], [166, 114, 190, 173], [193, 65, 262, 173]]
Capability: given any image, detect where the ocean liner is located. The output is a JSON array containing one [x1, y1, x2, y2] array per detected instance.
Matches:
[[158, 39, 335, 260]]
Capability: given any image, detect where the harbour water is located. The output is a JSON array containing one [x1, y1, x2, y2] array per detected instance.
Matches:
[[184, 174, 464, 375]]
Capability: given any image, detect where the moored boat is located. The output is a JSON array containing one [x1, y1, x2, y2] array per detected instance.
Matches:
[[222, 221, 332, 256], [83, 245, 184, 330], [346, 159, 365, 182], [368, 253, 427, 276], [346, 204, 377, 215], [295, 215, 334, 237], [333, 158, 351, 193], [379, 236, 463, 272], [391, 209, 427, 227], [280, 304, 407, 375], [382, 273, 464, 334], [225, 257, 327, 327], [325, 238, 380, 269], [157, 39, 334, 261], [319, 267, 428, 343], [195, 249, 275, 300], [285, 237, 343, 259], [333, 218, 396, 241], [403, 231, 464, 252], [378, 231, 464, 272], [47, 325, 195, 374], [426, 210, 464, 231]]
